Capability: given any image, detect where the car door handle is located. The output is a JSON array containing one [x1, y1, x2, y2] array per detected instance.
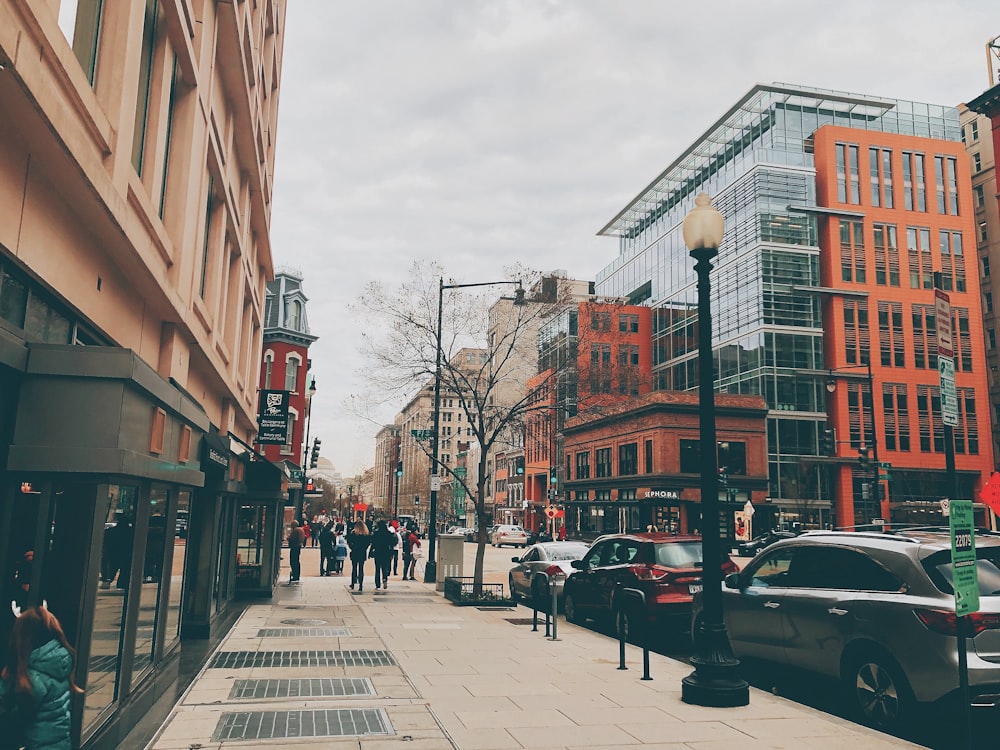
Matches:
[[828, 607, 848, 616], [763, 601, 781, 609]]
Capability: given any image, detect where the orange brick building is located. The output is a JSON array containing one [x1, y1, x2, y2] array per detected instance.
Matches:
[[562, 392, 768, 538], [813, 126, 995, 527]]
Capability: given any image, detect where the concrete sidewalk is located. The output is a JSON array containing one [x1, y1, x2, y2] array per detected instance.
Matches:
[[146, 559, 923, 749]]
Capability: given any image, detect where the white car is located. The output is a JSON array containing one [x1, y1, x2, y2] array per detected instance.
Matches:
[[491, 524, 528, 548]]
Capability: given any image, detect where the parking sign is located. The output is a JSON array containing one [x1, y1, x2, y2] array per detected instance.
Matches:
[[949, 499, 979, 616]]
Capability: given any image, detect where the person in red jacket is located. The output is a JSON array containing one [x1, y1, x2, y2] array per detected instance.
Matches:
[[401, 526, 422, 580]]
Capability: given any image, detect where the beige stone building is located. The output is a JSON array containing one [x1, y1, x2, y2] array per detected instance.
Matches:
[[961, 104, 1000, 460], [0, 2, 287, 747]]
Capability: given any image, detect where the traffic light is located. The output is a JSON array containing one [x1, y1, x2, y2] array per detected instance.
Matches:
[[718, 468, 728, 487], [310, 437, 321, 468], [396, 461, 403, 478], [513, 285, 525, 305], [858, 445, 870, 469], [820, 426, 836, 456]]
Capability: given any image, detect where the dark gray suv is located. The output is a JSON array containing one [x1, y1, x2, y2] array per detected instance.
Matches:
[[692, 528, 1000, 732]]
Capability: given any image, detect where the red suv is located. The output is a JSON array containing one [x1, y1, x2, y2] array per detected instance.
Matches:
[[563, 533, 738, 638]]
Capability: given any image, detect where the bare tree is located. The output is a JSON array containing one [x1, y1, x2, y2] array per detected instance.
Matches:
[[355, 261, 563, 592]]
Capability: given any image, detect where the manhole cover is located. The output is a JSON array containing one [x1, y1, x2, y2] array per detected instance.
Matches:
[[279, 618, 329, 626], [210, 650, 397, 669], [258, 627, 351, 638], [230, 678, 375, 700], [213, 708, 390, 740], [505, 618, 536, 625]]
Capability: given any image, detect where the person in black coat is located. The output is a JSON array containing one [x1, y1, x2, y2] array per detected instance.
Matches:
[[369, 521, 396, 590], [319, 521, 336, 576], [346, 521, 371, 591]]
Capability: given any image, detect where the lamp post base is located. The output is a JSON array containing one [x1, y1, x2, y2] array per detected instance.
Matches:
[[681, 624, 749, 707], [423, 560, 437, 584]]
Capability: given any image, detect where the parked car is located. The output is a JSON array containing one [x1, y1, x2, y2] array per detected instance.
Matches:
[[736, 529, 799, 557], [692, 528, 1000, 732], [448, 526, 475, 540], [508, 541, 590, 608], [562, 532, 738, 638], [491, 524, 528, 548]]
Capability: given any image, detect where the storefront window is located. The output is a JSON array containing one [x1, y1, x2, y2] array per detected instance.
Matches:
[[164, 490, 190, 644], [86, 484, 137, 729], [132, 487, 170, 686], [236, 504, 267, 587]]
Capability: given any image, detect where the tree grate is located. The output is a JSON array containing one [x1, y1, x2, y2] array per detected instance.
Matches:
[[212, 708, 390, 740], [505, 618, 537, 625], [210, 650, 397, 669], [257, 627, 351, 637], [229, 678, 375, 700]]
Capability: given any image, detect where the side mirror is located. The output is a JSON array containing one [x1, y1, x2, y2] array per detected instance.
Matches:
[[511, 556, 520, 563], [571, 559, 585, 570], [724, 572, 742, 589]]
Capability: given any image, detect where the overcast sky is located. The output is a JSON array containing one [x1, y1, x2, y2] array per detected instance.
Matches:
[[269, 1, 998, 478]]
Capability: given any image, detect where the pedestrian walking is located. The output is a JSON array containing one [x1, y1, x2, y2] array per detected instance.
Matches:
[[402, 525, 422, 580], [334, 529, 348, 575], [0, 606, 81, 750], [302, 521, 312, 549], [287, 520, 305, 582], [346, 520, 372, 591], [370, 521, 396, 589], [391, 524, 403, 576], [319, 521, 336, 576]]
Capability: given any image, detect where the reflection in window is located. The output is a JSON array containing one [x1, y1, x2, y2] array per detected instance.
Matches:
[[86, 484, 137, 731], [133, 487, 170, 685], [57, 0, 103, 84], [164, 490, 189, 644]]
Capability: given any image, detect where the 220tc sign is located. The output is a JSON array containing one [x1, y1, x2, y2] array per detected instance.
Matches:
[[949, 499, 980, 617]]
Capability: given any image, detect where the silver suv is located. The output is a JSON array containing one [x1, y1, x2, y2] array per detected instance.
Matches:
[[693, 528, 1000, 732]]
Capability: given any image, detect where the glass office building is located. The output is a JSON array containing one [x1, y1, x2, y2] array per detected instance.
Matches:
[[596, 83, 963, 526]]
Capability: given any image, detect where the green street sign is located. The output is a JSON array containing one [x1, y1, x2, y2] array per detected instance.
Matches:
[[410, 429, 434, 440], [949, 499, 980, 616], [878, 461, 892, 469]]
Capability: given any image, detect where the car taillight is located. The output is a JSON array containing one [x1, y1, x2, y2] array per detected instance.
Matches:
[[914, 608, 1000, 636], [630, 564, 674, 582], [543, 564, 566, 579]]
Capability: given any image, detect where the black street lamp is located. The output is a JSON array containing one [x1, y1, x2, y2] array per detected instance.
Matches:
[[426, 276, 523, 583], [681, 193, 750, 708], [296, 375, 317, 523]]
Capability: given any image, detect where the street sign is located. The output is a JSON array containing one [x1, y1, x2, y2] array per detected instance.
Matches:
[[935, 289, 953, 358], [878, 461, 892, 469], [430, 475, 441, 491], [980, 473, 1000, 515], [949, 499, 980, 616], [410, 429, 434, 440], [544, 506, 558, 520], [939, 355, 959, 427]]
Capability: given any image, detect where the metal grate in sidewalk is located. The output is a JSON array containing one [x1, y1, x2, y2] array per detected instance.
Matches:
[[257, 627, 351, 637], [279, 618, 329, 626], [209, 650, 397, 669], [212, 708, 391, 740], [229, 678, 375, 700], [504, 618, 536, 625]]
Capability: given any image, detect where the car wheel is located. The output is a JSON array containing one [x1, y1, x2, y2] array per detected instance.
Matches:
[[844, 648, 914, 732], [509, 575, 521, 603], [564, 592, 582, 624]]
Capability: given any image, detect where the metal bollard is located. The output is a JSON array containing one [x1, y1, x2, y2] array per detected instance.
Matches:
[[618, 587, 651, 680], [617, 608, 627, 670], [550, 580, 559, 641]]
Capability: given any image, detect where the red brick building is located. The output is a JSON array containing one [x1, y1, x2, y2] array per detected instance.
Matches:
[[562, 392, 768, 540]]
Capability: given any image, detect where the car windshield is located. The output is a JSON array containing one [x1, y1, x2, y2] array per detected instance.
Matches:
[[654, 541, 703, 567], [925, 546, 1000, 596], [546, 544, 589, 561]]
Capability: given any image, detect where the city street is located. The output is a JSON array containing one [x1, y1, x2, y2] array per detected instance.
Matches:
[[453, 539, 992, 750]]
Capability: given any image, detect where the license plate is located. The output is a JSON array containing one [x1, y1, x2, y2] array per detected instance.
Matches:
[[689, 584, 703, 594]]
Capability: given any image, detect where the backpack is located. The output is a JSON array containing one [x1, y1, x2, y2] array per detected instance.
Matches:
[[402, 533, 412, 555]]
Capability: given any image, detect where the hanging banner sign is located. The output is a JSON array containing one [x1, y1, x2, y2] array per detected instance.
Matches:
[[257, 389, 290, 444]]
